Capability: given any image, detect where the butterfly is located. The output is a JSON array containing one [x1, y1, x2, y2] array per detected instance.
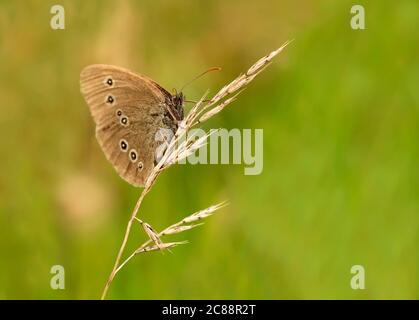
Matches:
[[80, 64, 184, 187]]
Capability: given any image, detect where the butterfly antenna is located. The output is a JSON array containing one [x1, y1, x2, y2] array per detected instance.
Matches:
[[180, 67, 221, 92]]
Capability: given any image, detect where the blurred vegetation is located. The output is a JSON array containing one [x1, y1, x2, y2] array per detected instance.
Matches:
[[0, 0, 418, 299]]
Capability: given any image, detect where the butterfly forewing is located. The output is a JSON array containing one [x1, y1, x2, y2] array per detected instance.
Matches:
[[80, 64, 175, 187]]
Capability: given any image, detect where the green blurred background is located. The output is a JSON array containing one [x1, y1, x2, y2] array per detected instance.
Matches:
[[0, 0, 418, 299]]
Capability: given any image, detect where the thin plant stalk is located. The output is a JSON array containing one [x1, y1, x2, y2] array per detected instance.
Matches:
[[101, 185, 151, 300]]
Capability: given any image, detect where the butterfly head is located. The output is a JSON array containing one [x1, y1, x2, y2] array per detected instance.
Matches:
[[173, 91, 185, 107], [168, 89, 184, 121]]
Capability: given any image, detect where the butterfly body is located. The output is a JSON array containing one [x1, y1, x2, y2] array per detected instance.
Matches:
[[80, 64, 184, 187]]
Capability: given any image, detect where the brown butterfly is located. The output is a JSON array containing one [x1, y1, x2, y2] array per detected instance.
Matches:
[[80, 64, 184, 187]]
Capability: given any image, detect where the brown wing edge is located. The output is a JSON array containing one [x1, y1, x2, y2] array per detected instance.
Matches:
[[80, 64, 173, 101]]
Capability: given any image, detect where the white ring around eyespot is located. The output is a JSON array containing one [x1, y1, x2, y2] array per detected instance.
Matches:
[[137, 161, 144, 171], [104, 76, 114, 87], [129, 149, 138, 163], [105, 95, 115, 105], [120, 116, 129, 126], [119, 139, 128, 152]]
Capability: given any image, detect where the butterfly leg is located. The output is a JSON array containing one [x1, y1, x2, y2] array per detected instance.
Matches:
[[164, 103, 184, 122], [164, 103, 178, 121]]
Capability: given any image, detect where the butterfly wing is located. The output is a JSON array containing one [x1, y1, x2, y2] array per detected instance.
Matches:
[[80, 64, 175, 187]]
